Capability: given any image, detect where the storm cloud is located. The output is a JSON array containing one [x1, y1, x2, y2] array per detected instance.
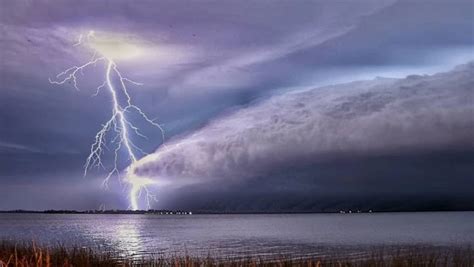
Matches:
[[130, 63, 474, 210], [1, 0, 473, 210]]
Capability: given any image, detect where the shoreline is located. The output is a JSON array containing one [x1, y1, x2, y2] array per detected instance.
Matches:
[[1, 210, 473, 215], [0, 241, 472, 266]]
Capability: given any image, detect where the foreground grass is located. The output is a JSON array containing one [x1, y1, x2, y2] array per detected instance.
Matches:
[[0, 242, 472, 267]]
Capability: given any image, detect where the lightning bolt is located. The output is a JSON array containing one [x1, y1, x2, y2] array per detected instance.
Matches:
[[49, 32, 164, 210]]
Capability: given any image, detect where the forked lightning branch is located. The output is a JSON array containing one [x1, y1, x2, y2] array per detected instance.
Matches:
[[49, 31, 163, 210]]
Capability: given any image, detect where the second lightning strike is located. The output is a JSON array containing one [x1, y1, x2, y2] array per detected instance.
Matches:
[[49, 31, 163, 210]]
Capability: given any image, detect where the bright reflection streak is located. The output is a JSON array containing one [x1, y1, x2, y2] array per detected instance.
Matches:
[[113, 221, 142, 257]]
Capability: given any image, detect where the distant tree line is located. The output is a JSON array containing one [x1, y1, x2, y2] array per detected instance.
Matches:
[[0, 209, 193, 215]]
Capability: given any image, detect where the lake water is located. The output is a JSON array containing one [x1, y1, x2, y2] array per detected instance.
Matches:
[[0, 212, 473, 259]]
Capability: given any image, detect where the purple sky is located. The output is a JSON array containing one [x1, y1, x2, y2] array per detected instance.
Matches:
[[0, 0, 473, 211]]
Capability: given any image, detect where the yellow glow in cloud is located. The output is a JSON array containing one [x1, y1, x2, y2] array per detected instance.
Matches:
[[68, 29, 198, 67], [87, 31, 146, 61]]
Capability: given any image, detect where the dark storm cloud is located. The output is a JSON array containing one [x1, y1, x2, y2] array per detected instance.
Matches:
[[0, 0, 396, 95], [0, 0, 473, 209], [132, 63, 474, 210], [154, 151, 474, 212]]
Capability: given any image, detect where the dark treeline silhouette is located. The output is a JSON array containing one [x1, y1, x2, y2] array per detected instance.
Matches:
[[0, 209, 192, 215]]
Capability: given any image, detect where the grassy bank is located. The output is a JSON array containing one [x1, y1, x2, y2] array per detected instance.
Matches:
[[0, 241, 472, 266]]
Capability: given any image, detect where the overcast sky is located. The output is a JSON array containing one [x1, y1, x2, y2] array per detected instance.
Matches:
[[0, 0, 473, 211]]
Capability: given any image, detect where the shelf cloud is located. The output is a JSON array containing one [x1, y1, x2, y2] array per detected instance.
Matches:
[[131, 63, 474, 194]]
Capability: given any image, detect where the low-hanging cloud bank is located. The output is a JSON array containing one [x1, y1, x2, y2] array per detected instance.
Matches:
[[132, 62, 474, 188]]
